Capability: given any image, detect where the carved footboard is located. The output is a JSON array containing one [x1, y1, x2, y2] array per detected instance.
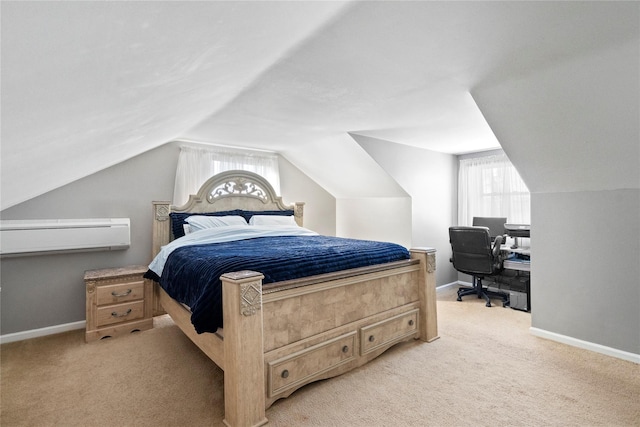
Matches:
[[216, 248, 437, 427]]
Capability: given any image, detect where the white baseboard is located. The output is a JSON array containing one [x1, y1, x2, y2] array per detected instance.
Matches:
[[0, 321, 86, 345], [436, 281, 460, 291], [530, 327, 640, 364], [5, 305, 637, 367], [437, 280, 473, 291]]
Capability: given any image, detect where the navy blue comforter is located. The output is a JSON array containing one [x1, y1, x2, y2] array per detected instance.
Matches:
[[148, 235, 409, 333]]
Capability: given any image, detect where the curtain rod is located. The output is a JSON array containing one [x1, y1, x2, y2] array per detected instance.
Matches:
[[173, 139, 277, 154]]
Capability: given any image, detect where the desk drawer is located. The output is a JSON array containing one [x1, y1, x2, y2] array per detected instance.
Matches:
[[96, 300, 145, 327], [504, 260, 530, 272], [360, 309, 418, 355], [268, 332, 356, 397]]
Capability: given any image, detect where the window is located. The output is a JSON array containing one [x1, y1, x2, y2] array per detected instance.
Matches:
[[458, 153, 530, 226], [173, 145, 280, 206]]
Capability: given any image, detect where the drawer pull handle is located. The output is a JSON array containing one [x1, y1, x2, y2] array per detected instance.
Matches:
[[281, 370, 289, 379], [368, 335, 375, 342], [342, 345, 349, 353], [111, 289, 132, 297], [111, 309, 132, 318], [408, 319, 414, 326]]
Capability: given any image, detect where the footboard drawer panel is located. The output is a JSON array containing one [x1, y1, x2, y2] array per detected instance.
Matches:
[[268, 332, 357, 397], [360, 309, 419, 355]]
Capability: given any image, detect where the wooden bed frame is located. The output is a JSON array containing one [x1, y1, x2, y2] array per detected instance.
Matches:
[[150, 170, 438, 427]]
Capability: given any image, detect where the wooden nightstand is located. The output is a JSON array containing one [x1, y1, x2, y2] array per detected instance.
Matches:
[[84, 265, 153, 342]]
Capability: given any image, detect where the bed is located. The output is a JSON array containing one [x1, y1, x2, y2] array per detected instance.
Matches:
[[148, 170, 438, 427]]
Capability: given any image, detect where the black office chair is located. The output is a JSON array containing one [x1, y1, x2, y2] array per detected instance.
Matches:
[[449, 226, 509, 307]]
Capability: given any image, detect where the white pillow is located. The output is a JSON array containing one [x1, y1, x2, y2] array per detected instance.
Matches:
[[249, 215, 297, 226], [185, 215, 248, 231], [183, 223, 193, 235]]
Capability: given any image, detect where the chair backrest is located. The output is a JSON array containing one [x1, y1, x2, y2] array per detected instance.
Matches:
[[449, 226, 500, 276], [472, 217, 507, 242]]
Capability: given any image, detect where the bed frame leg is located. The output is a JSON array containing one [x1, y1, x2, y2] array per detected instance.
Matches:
[[221, 271, 268, 427], [410, 247, 439, 342]]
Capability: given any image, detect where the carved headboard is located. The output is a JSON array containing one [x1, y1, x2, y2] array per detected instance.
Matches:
[[151, 170, 304, 258]]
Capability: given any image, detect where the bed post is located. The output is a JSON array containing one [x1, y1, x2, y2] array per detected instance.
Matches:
[[293, 202, 305, 227], [410, 247, 439, 342], [151, 201, 171, 258], [221, 271, 268, 427], [151, 201, 172, 316]]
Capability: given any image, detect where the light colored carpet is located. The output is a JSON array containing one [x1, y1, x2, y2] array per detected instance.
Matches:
[[2, 286, 638, 426]]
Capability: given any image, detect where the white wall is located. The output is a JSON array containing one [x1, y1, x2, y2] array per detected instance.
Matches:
[[0, 143, 178, 335], [352, 134, 459, 286], [279, 156, 336, 236], [336, 197, 412, 248], [532, 190, 639, 354], [473, 31, 640, 356]]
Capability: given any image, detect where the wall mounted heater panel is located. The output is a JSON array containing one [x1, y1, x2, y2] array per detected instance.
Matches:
[[0, 218, 130, 256]]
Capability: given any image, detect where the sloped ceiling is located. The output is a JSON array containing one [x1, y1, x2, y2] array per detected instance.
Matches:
[[474, 37, 639, 194], [1, 1, 637, 210]]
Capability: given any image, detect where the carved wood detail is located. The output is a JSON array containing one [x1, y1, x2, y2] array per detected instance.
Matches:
[[155, 204, 170, 221], [240, 280, 263, 316], [427, 252, 436, 273], [208, 178, 269, 203]]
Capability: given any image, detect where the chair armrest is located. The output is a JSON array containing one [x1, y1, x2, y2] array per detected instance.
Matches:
[[492, 235, 504, 257]]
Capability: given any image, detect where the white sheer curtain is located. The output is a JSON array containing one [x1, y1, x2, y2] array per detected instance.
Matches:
[[458, 153, 530, 226], [173, 145, 280, 206]]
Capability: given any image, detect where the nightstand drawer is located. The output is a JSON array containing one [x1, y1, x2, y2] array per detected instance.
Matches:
[[360, 309, 418, 355], [96, 280, 145, 305], [96, 300, 145, 327]]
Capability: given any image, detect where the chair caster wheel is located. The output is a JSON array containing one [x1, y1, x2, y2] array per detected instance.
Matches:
[[485, 302, 491, 307], [457, 296, 462, 301]]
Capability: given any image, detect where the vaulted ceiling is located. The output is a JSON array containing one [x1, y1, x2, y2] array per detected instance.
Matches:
[[1, 1, 637, 210]]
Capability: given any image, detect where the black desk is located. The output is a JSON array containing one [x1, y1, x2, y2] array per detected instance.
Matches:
[[500, 245, 531, 311]]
